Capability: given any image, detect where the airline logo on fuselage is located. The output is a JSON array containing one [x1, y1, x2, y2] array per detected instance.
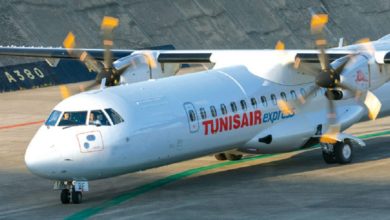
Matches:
[[202, 110, 294, 135]]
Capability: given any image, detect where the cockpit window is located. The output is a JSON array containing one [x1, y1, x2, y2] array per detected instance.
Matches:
[[89, 110, 110, 126], [105, 108, 124, 125], [45, 110, 61, 126], [58, 111, 87, 126]]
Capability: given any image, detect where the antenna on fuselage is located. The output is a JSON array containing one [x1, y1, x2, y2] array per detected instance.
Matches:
[[100, 78, 107, 90]]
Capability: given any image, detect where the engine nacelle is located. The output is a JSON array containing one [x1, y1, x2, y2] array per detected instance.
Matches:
[[113, 51, 179, 84]]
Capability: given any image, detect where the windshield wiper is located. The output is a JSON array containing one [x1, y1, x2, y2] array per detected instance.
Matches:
[[62, 125, 81, 129]]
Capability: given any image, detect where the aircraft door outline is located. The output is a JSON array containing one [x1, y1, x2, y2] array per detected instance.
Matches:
[[183, 102, 199, 133]]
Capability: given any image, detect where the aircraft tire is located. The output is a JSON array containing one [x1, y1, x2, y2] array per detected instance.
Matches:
[[72, 191, 82, 204], [334, 142, 353, 164], [322, 150, 336, 164], [214, 153, 227, 161], [226, 154, 243, 161], [60, 189, 70, 204]]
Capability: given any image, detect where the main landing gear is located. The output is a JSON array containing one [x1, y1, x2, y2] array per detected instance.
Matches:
[[321, 141, 353, 164], [55, 180, 88, 204], [214, 153, 243, 161]]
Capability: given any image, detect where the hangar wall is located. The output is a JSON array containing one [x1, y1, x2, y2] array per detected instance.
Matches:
[[1, 0, 389, 53]]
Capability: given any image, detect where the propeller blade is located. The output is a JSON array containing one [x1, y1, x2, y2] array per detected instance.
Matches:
[[63, 32, 102, 73], [320, 124, 340, 144], [277, 86, 320, 115], [143, 51, 157, 69], [336, 82, 381, 120], [101, 16, 119, 70], [320, 89, 340, 144], [277, 100, 294, 115], [59, 85, 71, 99], [293, 57, 301, 69], [325, 90, 337, 124], [311, 14, 329, 71], [364, 91, 382, 120], [63, 32, 76, 52], [310, 14, 329, 34], [298, 85, 320, 104], [275, 40, 285, 50]]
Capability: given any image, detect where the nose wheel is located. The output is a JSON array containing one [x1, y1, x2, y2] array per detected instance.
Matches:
[[71, 188, 83, 204], [57, 181, 86, 204], [60, 189, 70, 204], [60, 188, 83, 204]]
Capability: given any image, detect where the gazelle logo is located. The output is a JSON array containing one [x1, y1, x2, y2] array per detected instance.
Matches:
[[355, 70, 368, 83]]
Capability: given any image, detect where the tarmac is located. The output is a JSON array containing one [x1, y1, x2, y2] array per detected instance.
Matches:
[[1, 83, 390, 220]]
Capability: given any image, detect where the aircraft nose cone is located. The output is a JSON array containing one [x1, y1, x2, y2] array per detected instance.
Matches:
[[25, 142, 60, 179]]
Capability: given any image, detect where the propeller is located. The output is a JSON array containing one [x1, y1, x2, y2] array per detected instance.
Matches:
[[60, 16, 160, 99], [278, 13, 382, 144], [63, 16, 120, 88]]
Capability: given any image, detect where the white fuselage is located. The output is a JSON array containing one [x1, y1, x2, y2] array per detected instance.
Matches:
[[25, 45, 390, 181]]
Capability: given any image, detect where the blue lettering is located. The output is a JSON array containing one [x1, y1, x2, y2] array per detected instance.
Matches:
[[263, 113, 269, 123]]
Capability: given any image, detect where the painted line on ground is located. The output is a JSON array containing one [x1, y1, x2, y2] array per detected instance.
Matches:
[[0, 120, 44, 130], [66, 130, 390, 220]]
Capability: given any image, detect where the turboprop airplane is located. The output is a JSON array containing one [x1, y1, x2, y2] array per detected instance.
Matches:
[[2, 15, 390, 204]]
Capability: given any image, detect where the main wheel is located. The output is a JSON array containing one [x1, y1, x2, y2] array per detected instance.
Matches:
[[322, 150, 336, 164], [225, 154, 243, 161], [334, 142, 353, 164], [72, 191, 82, 204], [214, 153, 227, 161], [60, 189, 70, 204]]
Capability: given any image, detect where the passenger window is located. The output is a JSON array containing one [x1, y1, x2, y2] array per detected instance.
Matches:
[[210, 106, 217, 117], [221, 104, 228, 115], [250, 98, 257, 108], [200, 108, 207, 119], [188, 110, 196, 122], [58, 111, 87, 126], [104, 108, 124, 125], [230, 102, 237, 113], [300, 88, 306, 97], [310, 86, 317, 97], [280, 92, 287, 101], [89, 110, 110, 126], [261, 96, 268, 107], [290, 90, 297, 100], [45, 110, 61, 126], [270, 94, 277, 105], [240, 100, 247, 111]]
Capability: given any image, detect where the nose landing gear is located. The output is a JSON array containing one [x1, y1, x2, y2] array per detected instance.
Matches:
[[55, 180, 87, 204]]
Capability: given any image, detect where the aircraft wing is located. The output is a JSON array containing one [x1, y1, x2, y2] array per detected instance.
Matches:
[[0, 45, 175, 61], [294, 49, 390, 76]]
